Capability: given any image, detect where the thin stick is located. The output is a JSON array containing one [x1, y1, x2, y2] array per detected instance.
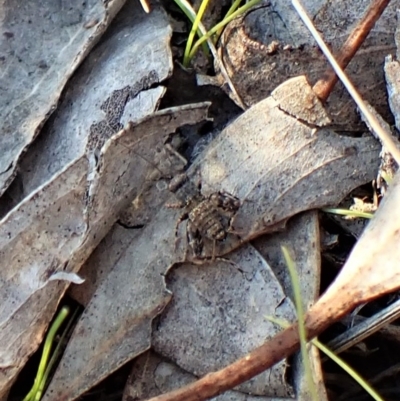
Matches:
[[313, 0, 391, 101], [293, 0, 400, 165]]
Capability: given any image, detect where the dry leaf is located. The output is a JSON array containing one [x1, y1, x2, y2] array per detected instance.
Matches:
[[153, 247, 295, 397], [185, 76, 380, 258], [0, 157, 89, 399], [254, 211, 328, 400], [219, 0, 396, 129], [123, 351, 270, 401], [42, 206, 180, 401], [0, 0, 126, 196], [5, 1, 172, 210], [385, 55, 400, 133], [0, 103, 210, 398]]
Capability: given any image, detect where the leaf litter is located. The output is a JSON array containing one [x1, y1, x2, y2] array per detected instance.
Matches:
[[42, 74, 380, 400], [3, 1, 396, 400], [138, 3, 400, 400], [218, 0, 397, 129], [122, 213, 326, 401], [4, 1, 173, 211], [0, 100, 210, 399]]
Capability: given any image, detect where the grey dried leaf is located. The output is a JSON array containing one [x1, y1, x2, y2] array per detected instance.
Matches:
[[254, 212, 321, 309], [254, 211, 329, 400], [189, 77, 380, 258], [41, 207, 181, 401], [0, 0, 127, 197], [385, 55, 400, 134], [271, 76, 331, 126], [0, 156, 89, 399], [152, 246, 296, 397], [68, 224, 143, 306], [6, 1, 172, 209], [0, 102, 210, 397], [86, 103, 210, 231]]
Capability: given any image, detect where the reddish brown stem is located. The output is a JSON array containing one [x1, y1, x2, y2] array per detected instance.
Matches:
[[146, 295, 347, 401], [313, 0, 391, 101], [148, 324, 302, 401]]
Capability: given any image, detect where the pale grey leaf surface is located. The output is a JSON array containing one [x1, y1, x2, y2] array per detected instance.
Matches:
[[68, 224, 143, 307], [6, 1, 172, 207], [153, 247, 296, 397], [0, 156, 89, 399], [42, 207, 182, 401], [0, 0, 126, 195]]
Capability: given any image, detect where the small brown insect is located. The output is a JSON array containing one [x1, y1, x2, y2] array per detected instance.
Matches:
[[175, 191, 240, 260]]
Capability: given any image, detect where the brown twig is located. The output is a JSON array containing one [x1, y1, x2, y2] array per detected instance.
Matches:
[[313, 0, 391, 101], [144, 1, 392, 401], [149, 324, 301, 401], [146, 295, 355, 401]]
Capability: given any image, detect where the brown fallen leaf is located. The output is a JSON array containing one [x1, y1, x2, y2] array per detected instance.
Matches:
[[219, 0, 396, 129]]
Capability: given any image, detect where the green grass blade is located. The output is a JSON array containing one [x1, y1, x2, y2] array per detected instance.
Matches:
[[23, 307, 70, 401], [216, 0, 242, 38], [314, 339, 384, 401], [183, 0, 211, 66], [323, 208, 374, 219], [173, 0, 210, 63], [33, 307, 79, 401], [188, 0, 262, 61]]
